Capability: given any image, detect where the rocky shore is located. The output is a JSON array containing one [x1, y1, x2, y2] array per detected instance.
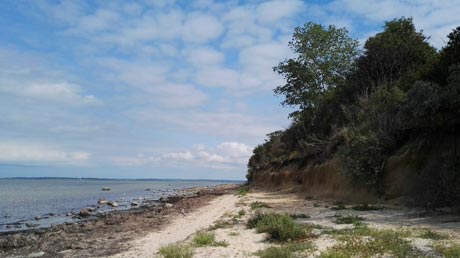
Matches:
[[0, 184, 240, 258]]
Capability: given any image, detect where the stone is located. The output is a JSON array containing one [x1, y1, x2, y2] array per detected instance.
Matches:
[[107, 201, 119, 207], [164, 203, 173, 208], [97, 198, 108, 205], [27, 251, 45, 257], [101, 187, 111, 191], [79, 208, 91, 217]]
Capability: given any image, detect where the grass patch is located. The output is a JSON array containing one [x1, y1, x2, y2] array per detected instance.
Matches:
[[192, 231, 228, 247], [229, 231, 239, 236], [320, 228, 421, 258], [334, 215, 364, 225], [248, 213, 312, 241], [434, 244, 460, 258], [250, 201, 271, 210], [236, 186, 249, 196], [418, 229, 449, 240], [238, 209, 246, 217], [208, 219, 232, 230], [351, 203, 383, 211], [159, 243, 193, 258], [255, 242, 314, 258]]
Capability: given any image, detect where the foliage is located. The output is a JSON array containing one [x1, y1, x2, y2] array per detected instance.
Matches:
[[274, 22, 359, 116], [158, 244, 193, 258], [248, 213, 312, 241], [433, 243, 460, 258], [247, 17, 460, 207], [255, 243, 314, 258]]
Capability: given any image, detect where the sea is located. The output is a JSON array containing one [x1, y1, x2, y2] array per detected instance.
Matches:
[[0, 178, 240, 232]]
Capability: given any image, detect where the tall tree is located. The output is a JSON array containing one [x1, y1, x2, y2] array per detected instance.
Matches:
[[273, 22, 359, 117]]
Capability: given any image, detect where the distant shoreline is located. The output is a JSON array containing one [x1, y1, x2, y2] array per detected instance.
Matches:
[[0, 177, 246, 183]]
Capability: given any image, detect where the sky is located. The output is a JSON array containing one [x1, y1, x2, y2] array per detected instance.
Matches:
[[0, 0, 459, 180]]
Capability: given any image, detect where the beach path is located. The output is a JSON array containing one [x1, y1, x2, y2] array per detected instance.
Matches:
[[110, 194, 239, 258]]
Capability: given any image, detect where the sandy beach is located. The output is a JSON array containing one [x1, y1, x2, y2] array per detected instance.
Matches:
[[3, 187, 460, 257]]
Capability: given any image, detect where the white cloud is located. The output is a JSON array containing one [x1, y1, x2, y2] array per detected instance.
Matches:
[[184, 47, 225, 66], [18, 82, 100, 105], [0, 141, 90, 165], [256, 0, 305, 24], [182, 13, 223, 43]]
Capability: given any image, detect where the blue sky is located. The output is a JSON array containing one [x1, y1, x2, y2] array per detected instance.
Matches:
[[0, 0, 459, 180]]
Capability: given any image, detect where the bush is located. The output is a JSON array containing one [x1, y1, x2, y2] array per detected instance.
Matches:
[[159, 244, 193, 258], [334, 215, 364, 225], [248, 213, 311, 241]]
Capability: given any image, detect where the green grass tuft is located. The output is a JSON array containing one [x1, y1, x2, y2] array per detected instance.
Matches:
[[236, 186, 249, 196], [159, 243, 194, 258], [255, 242, 314, 258], [193, 231, 228, 247], [248, 213, 312, 241], [289, 213, 310, 219]]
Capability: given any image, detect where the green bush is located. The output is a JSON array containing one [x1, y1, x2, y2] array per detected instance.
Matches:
[[250, 201, 271, 210], [248, 213, 311, 241], [159, 244, 193, 258]]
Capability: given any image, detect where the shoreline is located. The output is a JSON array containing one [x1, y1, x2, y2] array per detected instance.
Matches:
[[0, 184, 241, 258]]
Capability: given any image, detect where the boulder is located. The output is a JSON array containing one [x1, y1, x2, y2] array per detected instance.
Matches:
[[164, 203, 173, 208], [101, 187, 111, 191], [130, 202, 140, 207]]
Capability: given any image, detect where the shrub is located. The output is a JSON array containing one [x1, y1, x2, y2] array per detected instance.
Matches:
[[159, 244, 193, 258], [418, 229, 448, 240], [434, 244, 460, 258], [248, 213, 311, 241]]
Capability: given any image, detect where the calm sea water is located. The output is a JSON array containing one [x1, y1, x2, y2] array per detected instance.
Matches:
[[0, 178, 238, 232]]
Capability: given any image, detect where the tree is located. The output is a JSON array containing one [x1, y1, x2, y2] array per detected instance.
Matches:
[[273, 22, 359, 117]]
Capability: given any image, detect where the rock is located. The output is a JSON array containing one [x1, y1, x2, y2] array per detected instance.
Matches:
[[131, 202, 140, 207], [107, 201, 119, 207], [98, 198, 108, 205], [34, 216, 41, 221], [79, 208, 91, 217], [66, 212, 73, 217], [145, 188, 151, 191], [164, 203, 173, 208], [27, 251, 45, 257], [25, 223, 39, 228], [101, 187, 111, 191]]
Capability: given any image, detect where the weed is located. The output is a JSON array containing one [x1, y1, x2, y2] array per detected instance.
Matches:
[[305, 196, 315, 200], [193, 231, 228, 247], [255, 242, 314, 258], [250, 201, 271, 210], [159, 243, 193, 258], [238, 209, 246, 217], [229, 231, 240, 236], [248, 213, 312, 241]]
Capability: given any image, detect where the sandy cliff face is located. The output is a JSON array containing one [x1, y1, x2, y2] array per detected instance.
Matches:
[[251, 155, 417, 202]]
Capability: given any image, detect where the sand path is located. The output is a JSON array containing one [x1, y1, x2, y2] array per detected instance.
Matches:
[[111, 194, 240, 258]]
